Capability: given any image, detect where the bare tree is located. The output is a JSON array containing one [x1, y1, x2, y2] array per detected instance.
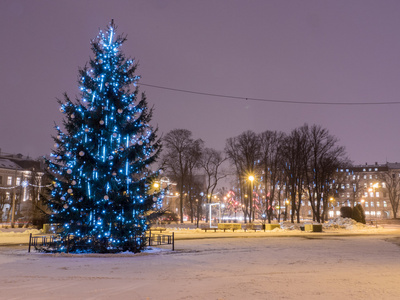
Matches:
[[199, 148, 227, 222], [0, 190, 7, 222], [378, 166, 400, 218], [259, 130, 285, 223], [185, 140, 204, 223], [347, 170, 367, 208], [225, 131, 260, 223], [305, 125, 348, 223], [162, 129, 203, 223], [281, 125, 310, 223]]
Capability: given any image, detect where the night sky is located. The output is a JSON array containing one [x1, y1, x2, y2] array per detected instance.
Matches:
[[1, 0, 400, 165]]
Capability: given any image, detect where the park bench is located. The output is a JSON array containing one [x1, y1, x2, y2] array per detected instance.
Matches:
[[301, 224, 323, 232], [242, 224, 259, 232], [150, 228, 167, 233], [218, 223, 242, 232]]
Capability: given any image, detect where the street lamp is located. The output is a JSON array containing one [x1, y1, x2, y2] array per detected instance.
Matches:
[[369, 183, 379, 227], [248, 175, 255, 223]]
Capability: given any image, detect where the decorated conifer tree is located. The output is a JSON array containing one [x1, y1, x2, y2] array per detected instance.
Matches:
[[46, 21, 161, 253]]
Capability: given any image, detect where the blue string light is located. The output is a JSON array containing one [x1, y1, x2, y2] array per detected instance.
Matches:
[[45, 21, 161, 253]]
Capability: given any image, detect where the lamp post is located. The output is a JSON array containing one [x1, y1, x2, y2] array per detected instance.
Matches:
[[368, 183, 379, 227], [248, 175, 255, 223]]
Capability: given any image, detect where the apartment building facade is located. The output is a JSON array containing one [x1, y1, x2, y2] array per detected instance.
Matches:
[[0, 152, 44, 223]]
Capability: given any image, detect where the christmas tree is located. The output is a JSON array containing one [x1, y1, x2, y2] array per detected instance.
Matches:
[[46, 21, 161, 253]]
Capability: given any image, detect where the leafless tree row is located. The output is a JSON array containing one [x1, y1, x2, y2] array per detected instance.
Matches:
[[162, 129, 227, 224], [161, 124, 400, 224], [225, 124, 349, 224]]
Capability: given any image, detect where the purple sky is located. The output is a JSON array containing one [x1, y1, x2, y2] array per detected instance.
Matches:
[[1, 0, 400, 165]]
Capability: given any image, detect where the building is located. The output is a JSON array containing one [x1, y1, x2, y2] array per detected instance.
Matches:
[[329, 162, 400, 220], [0, 152, 44, 224], [275, 162, 400, 222]]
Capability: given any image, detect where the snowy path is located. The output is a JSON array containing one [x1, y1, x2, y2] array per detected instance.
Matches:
[[1, 235, 400, 299]]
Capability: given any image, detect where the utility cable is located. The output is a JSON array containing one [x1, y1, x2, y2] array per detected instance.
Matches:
[[139, 83, 400, 106]]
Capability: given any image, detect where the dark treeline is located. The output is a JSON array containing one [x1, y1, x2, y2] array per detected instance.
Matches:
[[161, 124, 350, 224]]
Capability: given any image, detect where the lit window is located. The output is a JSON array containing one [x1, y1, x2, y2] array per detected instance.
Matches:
[[384, 201, 387, 207], [364, 192, 368, 197], [370, 192, 374, 198], [377, 211, 381, 216], [377, 201, 380, 207], [346, 184, 350, 189], [371, 201, 374, 207], [382, 182, 386, 188], [369, 175, 373, 179], [365, 211, 370, 215], [16, 177, 21, 186], [336, 211, 341, 216], [375, 168, 378, 171], [364, 175, 367, 179], [7, 176, 12, 185], [308, 201, 311, 206], [365, 202, 369, 207], [376, 192, 379, 198]]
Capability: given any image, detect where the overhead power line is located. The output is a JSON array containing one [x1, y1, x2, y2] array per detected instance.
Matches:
[[139, 83, 400, 106]]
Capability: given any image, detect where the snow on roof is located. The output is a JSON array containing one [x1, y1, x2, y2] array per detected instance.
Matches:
[[386, 162, 400, 169], [0, 159, 24, 170]]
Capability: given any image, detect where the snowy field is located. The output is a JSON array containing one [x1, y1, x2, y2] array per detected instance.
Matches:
[[1, 221, 400, 300]]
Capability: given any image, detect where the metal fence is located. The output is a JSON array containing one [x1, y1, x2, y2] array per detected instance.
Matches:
[[28, 231, 174, 253]]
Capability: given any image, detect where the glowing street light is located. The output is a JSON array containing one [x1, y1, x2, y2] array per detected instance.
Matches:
[[248, 175, 255, 222]]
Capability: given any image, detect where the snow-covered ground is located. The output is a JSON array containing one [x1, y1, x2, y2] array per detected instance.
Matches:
[[1, 219, 400, 300]]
